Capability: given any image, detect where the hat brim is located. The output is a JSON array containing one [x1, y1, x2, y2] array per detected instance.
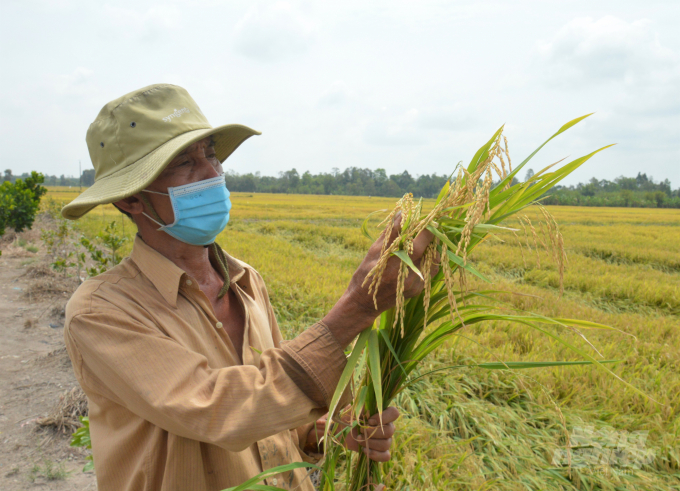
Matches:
[[61, 124, 260, 220]]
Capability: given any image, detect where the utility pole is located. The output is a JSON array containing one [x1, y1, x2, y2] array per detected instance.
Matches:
[[79, 160, 82, 192]]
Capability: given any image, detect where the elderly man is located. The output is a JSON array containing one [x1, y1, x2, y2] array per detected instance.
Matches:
[[61, 84, 432, 491]]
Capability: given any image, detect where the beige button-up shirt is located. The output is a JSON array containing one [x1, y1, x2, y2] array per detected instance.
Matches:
[[64, 235, 348, 491]]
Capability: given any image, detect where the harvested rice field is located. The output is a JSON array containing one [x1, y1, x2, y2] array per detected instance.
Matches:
[[41, 189, 680, 489]]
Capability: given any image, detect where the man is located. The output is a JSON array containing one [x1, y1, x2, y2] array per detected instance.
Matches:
[[61, 84, 433, 491]]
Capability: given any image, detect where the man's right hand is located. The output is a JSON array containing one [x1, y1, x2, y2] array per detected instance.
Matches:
[[323, 214, 436, 348]]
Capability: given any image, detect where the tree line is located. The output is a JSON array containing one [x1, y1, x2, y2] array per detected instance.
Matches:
[[3, 169, 96, 187], [223, 167, 679, 208], [542, 172, 679, 208], [4, 167, 678, 208]]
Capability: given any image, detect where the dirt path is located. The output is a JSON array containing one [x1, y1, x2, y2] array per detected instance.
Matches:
[[0, 240, 96, 490]]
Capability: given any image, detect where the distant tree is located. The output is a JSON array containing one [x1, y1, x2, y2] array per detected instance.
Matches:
[[391, 171, 415, 192], [280, 169, 300, 191], [652, 191, 666, 207], [59, 174, 67, 186], [524, 168, 535, 182], [3, 169, 11, 182], [81, 169, 96, 186]]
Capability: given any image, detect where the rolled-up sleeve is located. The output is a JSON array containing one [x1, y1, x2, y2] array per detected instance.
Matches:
[[66, 310, 348, 453]]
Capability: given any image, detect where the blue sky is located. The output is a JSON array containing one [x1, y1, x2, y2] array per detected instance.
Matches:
[[1, 0, 678, 186]]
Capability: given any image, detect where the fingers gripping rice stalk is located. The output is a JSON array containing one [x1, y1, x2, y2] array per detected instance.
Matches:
[[319, 115, 636, 491]]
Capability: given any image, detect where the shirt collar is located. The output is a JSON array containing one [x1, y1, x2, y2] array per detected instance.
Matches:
[[129, 235, 246, 308]]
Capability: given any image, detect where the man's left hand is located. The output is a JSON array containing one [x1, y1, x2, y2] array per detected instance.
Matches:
[[305, 407, 400, 463]]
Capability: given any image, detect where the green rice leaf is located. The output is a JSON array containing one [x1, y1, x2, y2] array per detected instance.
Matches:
[[515, 319, 657, 403], [367, 329, 384, 420], [490, 113, 594, 195], [471, 224, 518, 233], [440, 203, 473, 214], [435, 181, 450, 205], [445, 249, 490, 283], [477, 360, 620, 370], [468, 125, 504, 174], [221, 462, 319, 491], [405, 360, 621, 387], [323, 328, 371, 446], [425, 224, 491, 283], [355, 385, 368, 417], [361, 209, 388, 241], [550, 318, 635, 337], [505, 145, 616, 213], [392, 250, 423, 280], [378, 328, 408, 378]]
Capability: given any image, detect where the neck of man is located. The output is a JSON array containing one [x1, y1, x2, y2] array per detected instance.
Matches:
[[136, 219, 221, 287]]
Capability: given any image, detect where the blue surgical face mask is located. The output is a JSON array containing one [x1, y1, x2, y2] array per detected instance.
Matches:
[[142, 175, 231, 246]]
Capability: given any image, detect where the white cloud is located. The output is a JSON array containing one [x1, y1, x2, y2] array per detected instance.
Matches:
[[417, 106, 475, 131], [534, 15, 680, 156], [318, 81, 351, 106], [104, 4, 180, 40], [537, 16, 678, 88], [363, 109, 426, 146], [53, 67, 94, 95], [233, 2, 316, 62]]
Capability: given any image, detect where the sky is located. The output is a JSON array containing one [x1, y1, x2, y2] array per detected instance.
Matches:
[[1, 0, 678, 187]]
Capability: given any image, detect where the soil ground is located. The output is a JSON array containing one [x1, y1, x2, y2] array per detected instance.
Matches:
[[0, 231, 97, 490]]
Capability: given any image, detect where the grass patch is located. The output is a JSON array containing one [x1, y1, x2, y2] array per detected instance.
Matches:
[[27, 459, 68, 482]]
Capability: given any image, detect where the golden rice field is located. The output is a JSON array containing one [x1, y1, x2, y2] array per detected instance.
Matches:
[[45, 187, 680, 490]]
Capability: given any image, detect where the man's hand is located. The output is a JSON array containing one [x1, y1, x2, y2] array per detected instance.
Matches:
[[324, 214, 435, 347], [344, 407, 399, 463], [305, 407, 400, 463]]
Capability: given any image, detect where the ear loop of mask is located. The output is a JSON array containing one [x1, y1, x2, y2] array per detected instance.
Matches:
[[140, 190, 230, 299], [140, 191, 168, 227]]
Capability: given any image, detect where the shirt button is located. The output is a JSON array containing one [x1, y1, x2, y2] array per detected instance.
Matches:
[[272, 478, 278, 486], [215, 322, 223, 329], [186, 280, 193, 286]]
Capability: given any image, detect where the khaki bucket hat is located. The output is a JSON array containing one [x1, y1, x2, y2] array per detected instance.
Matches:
[[62, 84, 260, 219]]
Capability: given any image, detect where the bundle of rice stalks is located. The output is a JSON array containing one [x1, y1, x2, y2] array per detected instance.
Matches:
[[222, 115, 646, 491], [316, 115, 648, 490]]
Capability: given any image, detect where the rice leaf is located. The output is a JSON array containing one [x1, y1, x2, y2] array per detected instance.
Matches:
[[446, 249, 490, 283], [424, 225, 486, 274], [551, 318, 636, 337], [355, 385, 368, 417], [490, 113, 594, 194], [503, 145, 616, 213], [361, 209, 388, 241], [477, 360, 620, 370], [378, 328, 408, 378], [468, 125, 504, 174], [405, 360, 621, 387], [221, 462, 319, 491], [367, 329, 384, 421], [440, 203, 474, 213], [323, 328, 371, 446], [517, 320, 657, 403], [435, 181, 450, 205], [392, 250, 423, 280], [471, 224, 518, 233]]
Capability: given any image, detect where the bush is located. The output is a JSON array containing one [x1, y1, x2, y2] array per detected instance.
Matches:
[[0, 171, 47, 237]]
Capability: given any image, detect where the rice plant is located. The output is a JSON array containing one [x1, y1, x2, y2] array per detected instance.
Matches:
[[314, 114, 650, 490]]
